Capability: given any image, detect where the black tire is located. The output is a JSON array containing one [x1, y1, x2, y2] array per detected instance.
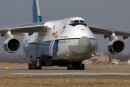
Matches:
[[28, 62, 42, 70], [67, 62, 85, 70], [67, 64, 73, 70], [28, 63, 36, 70], [37, 65, 42, 70], [79, 64, 85, 70]]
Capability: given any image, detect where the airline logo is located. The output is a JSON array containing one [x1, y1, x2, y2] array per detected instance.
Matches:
[[52, 31, 59, 38]]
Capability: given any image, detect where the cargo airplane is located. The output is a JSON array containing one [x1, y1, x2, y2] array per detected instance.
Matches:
[[0, 0, 130, 70]]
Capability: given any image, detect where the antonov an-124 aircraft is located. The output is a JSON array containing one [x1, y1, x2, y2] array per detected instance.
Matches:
[[0, 0, 130, 70]]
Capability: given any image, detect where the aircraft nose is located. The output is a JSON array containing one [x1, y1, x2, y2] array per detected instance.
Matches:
[[69, 37, 92, 54]]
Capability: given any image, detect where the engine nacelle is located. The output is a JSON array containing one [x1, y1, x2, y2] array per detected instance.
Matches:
[[108, 40, 125, 54], [3, 38, 20, 53]]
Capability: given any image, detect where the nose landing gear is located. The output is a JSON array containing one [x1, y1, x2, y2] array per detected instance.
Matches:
[[67, 62, 85, 70]]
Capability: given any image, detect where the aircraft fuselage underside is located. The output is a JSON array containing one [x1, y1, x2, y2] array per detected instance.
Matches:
[[24, 38, 97, 66]]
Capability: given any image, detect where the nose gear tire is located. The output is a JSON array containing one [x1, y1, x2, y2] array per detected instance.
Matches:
[[67, 62, 85, 70]]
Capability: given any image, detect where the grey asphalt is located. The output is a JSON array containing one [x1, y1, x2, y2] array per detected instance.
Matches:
[[1, 69, 130, 77]]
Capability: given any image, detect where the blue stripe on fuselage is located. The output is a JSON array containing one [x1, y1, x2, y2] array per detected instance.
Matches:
[[53, 40, 59, 56]]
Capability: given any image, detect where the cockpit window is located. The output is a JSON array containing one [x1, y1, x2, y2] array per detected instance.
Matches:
[[80, 20, 84, 23], [69, 20, 87, 26], [74, 20, 79, 23]]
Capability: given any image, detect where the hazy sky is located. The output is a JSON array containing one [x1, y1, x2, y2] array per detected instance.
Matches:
[[0, 0, 130, 54]]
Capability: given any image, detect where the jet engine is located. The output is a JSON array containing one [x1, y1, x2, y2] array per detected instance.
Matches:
[[3, 38, 20, 53], [108, 39, 125, 54]]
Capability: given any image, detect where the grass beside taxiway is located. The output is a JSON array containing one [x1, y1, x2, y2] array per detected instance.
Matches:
[[0, 76, 130, 87]]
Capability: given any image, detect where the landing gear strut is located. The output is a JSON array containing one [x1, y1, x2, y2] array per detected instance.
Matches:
[[28, 59, 42, 70], [67, 62, 85, 70]]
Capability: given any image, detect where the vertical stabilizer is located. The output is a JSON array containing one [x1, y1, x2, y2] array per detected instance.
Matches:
[[32, 0, 43, 23]]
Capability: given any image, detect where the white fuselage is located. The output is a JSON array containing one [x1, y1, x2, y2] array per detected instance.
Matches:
[[23, 17, 97, 62]]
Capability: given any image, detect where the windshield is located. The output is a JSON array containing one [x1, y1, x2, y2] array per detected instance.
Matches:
[[69, 20, 87, 26]]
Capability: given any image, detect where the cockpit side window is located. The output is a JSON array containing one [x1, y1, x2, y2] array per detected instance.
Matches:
[[80, 20, 84, 23], [69, 20, 87, 26]]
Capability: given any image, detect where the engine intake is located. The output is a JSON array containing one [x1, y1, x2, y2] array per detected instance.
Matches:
[[108, 40, 125, 54], [4, 38, 20, 53]]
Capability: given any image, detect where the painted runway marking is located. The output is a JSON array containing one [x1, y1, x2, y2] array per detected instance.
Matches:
[[10, 72, 130, 76]]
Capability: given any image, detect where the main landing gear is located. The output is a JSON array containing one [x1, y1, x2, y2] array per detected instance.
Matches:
[[28, 59, 42, 70], [67, 62, 85, 70]]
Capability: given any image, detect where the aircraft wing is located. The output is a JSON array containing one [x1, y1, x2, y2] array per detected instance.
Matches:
[[0, 23, 47, 35], [89, 25, 130, 39]]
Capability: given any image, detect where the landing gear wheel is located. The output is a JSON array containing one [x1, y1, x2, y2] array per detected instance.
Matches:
[[28, 59, 42, 70], [28, 62, 36, 70], [79, 63, 85, 70], [67, 62, 85, 70]]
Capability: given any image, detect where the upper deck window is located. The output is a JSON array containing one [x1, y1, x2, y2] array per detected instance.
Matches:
[[69, 20, 87, 26]]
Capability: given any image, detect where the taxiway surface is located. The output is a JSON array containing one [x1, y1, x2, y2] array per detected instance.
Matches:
[[1, 69, 130, 77], [1, 64, 130, 77]]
